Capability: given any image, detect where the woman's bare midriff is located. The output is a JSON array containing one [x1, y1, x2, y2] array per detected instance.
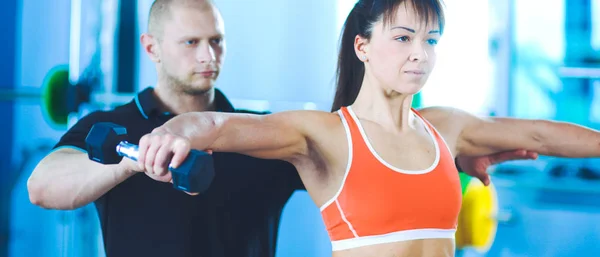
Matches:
[[331, 238, 455, 257]]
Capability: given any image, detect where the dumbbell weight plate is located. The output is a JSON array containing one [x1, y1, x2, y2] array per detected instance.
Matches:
[[85, 122, 129, 165], [170, 149, 215, 193]]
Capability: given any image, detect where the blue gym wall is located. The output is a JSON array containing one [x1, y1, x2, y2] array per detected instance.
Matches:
[[4, 0, 600, 257], [10, 1, 104, 257], [0, 0, 17, 257]]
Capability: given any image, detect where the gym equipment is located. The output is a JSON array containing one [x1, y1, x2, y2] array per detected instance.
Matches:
[[84, 122, 215, 193], [0, 65, 135, 127], [455, 176, 499, 253], [0, 65, 74, 126], [576, 166, 600, 180], [41, 65, 71, 125], [458, 172, 471, 195]]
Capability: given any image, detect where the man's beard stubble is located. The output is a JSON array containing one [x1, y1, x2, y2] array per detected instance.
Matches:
[[164, 71, 214, 96]]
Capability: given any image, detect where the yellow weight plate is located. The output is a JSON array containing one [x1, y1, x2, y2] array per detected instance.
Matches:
[[455, 178, 498, 253]]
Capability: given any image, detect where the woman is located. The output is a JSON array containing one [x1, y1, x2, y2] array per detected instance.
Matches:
[[136, 0, 599, 256]]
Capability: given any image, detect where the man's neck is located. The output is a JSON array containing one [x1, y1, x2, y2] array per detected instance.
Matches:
[[153, 84, 216, 115]]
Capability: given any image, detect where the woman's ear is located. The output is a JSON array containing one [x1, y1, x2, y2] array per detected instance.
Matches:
[[354, 35, 369, 62]]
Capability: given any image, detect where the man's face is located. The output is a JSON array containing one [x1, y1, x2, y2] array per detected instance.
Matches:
[[154, 4, 226, 94]]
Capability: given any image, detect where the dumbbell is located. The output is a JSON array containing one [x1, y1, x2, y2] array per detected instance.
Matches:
[[84, 122, 215, 193]]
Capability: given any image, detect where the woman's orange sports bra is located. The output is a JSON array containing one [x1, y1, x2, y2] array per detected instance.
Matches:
[[320, 106, 462, 251]]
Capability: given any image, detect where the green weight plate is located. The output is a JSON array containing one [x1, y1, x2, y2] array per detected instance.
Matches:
[[41, 65, 71, 126]]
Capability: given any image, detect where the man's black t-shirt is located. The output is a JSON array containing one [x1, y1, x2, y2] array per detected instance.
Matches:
[[54, 87, 305, 257]]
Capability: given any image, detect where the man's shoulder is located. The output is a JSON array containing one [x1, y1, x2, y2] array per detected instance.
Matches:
[[76, 101, 140, 124], [53, 101, 141, 149]]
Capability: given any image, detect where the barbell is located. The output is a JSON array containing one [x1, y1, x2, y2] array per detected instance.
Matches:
[[455, 173, 515, 253], [0, 65, 134, 127]]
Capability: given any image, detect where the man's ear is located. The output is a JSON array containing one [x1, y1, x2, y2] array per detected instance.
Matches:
[[354, 35, 369, 62], [141, 33, 161, 63]]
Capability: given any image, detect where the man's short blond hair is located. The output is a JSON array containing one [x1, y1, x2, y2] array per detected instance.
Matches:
[[147, 0, 214, 38]]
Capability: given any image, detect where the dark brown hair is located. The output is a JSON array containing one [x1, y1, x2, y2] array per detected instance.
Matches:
[[331, 0, 445, 111]]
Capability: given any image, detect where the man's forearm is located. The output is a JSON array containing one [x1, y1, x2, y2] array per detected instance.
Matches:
[[27, 149, 134, 210]]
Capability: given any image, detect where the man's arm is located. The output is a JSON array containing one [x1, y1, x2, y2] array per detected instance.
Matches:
[[27, 112, 139, 210], [28, 148, 136, 210]]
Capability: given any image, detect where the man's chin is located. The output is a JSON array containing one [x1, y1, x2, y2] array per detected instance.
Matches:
[[181, 83, 215, 95]]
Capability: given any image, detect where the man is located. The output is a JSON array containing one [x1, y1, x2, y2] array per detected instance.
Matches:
[[27, 0, 536, 256]]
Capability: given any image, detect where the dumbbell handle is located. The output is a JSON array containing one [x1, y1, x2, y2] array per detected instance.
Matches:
[[115, 141, 179, 169], [115, 141, 141, 162]]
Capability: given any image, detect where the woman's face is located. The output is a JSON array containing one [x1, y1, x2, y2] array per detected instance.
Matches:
[[357, 2, 441, 95]]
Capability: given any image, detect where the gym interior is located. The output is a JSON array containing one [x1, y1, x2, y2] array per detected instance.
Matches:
[[1, 0, 600, 256]]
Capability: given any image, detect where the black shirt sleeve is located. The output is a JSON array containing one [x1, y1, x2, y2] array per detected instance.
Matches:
[[272, 160, 306, 191], [53, 111, 116, 152], [287, 164, 305, 191], [237, 109, 306, 191]]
